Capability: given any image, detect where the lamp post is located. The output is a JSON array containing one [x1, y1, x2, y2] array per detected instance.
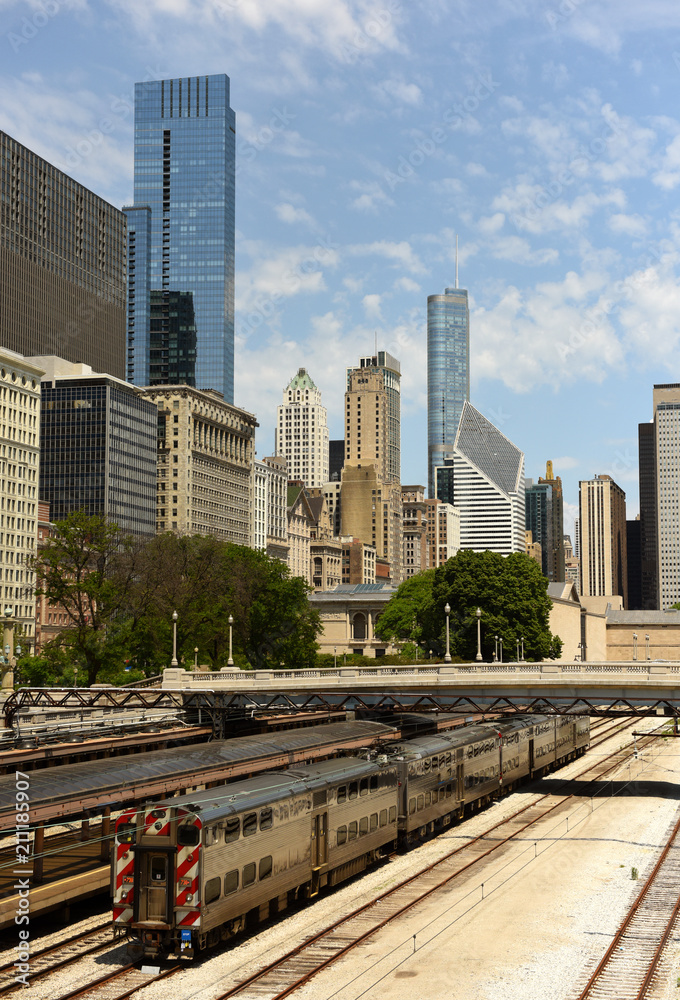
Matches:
[[171, 610, 178, 667], [194, 647, 198, 669], [334, 646, 337, 669], [14, 645, 21, 688], [521, 636, 524, 661], [632, 632, 638, 661], [228, 615, 234, 666], [494, 635, 498, 662], [444, 603, 451, 663], [73, 665, 78, 688], [499, 637, 503, 663], [645, 633, 650, 660], [475, 608, 482, 662], [516, 639, 520, 662]]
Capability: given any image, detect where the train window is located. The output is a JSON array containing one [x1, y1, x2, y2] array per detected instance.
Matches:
[[446, 783, 453, 797], [370, 813, 378, 831], [151, 857, 167, 882], [224, 870, 239, 895], [243, 813, 257, 837], [425, 792, 431, 807], [117, 823, 136, 844], [389, 806, 397, 823], [370, 776, 378, 792], [259, 856, 272, 880], [205, 877, 221, 904], [337, 786, 347, 804], [409, 798, 416, 815], [359, 779, 368, 797], [439, 755, 446, 769], [337, 825, 347, 845], [348, 821, 357, 841], [446, 753, 452, 766], [260, 809, 273, 830], [423, 759, 430, 773], [379, 809, 387, 827], [359, 817, 368, 835], [417, 795, 424, 811], [313, 791, 327, 808], [205, 826, 219, 847], [243, 863, 256, 886], [224, 818, 240, 843], [177, 824, 199, 847], [349, 782, 358, 800]]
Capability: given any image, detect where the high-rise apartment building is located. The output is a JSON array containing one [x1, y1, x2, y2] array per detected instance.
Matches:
[[36, 357, 157, 537], [275, 369, 329, 488], [639, 384, 680, 609], [402, 485, 428, 578], [427, 282, 469, 498], [424, 498, 461, 568], [341, 351, 402, 583], [444, 402, 525, 555], [538, 461, 565, 582], [579, 474, 628, 606], [0, 350, 43, 646], [0, 131, 126, 378], [125, 74, 235, 400], [525, 479, 553, 579], [140, 385, 257, 543]]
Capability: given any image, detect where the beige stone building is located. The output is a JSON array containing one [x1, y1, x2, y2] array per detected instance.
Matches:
[[287, 483, 314, 585], [424, 498, 461, 568], [310, 583, 399, 657], [525, 529, 542, 568], [275, 368, 329, 488], [341, 537, 376, 584], [579, 474, 627, 607], [140, 385, 257, 544], [402, 485, 428, 578]]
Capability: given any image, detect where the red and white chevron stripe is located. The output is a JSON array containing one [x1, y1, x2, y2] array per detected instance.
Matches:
[[113, 809, 139, 926], [175, 809, 202, 928]]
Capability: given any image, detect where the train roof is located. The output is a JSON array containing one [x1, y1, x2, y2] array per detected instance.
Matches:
[[151, 756, 394, 824], [380, 714, 549, 761]]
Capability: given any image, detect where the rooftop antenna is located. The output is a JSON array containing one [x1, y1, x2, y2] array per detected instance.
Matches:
[[455, 234, 459, 289]]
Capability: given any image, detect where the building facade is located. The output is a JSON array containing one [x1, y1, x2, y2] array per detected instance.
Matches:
[[275, 368, 329, 488], [638, 418, 657, 609], [0, 350, 43, 645], [444, 402, 526, 555], [36, 357, 157, 537], [1, 130, 126, 378], [525, 479, 553, 579], [579, 474, 628, 606], [402, 485, 428, 578], [125, 74, 235, 400], [427, 284, 469, 498], [140, 385, 256, 543], [424, 498, 461, 568], [538, 461, 565, 582]]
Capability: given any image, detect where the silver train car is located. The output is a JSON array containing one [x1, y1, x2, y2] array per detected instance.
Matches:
[[113, 714, 589, 959]]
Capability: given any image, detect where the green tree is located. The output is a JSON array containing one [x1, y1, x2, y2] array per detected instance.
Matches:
[[31, 512, 137, 685], [376, 551, 561, 661], [374, 569, 435, 648]]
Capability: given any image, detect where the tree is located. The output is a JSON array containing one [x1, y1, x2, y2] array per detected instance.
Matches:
[[374, 570, 435, 647], [31, 512, 137, 684], [376, 551, 562, 661]]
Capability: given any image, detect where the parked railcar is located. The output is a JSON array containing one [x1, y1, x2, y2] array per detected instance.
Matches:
[[113, 714, 589, 960]]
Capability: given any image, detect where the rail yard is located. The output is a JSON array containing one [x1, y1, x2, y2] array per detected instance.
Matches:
[[0, 712, 678, 999]]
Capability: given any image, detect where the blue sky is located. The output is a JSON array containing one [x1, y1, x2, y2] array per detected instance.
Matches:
[[4, 1, 680, 535]]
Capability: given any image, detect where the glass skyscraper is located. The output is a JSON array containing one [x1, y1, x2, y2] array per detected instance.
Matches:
[[427, 285, 470, 498], [125, 74, 235, 402]]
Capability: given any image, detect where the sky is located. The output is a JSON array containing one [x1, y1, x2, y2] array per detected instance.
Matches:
[[4, 1, 680, 536]]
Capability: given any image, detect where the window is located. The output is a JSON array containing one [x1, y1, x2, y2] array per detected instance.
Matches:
[[243, 862, 256, 886], [370, 813, 378, 831], [379, 809, 387, 827], [177, 824, 199, 847], [425, 792, 431, 807], [348, 782, 358, 800], [205, 876, 221, 903], [224, 817, 239, 843], [243, 812, 257, 837], [117, 823, 136, 844], [417, 794, 424, 811], [359, 779, 368, 797], [409, 797, 416, 816], [205, 826, 219, 846], [359, 816, 368, 835], [259, 855, 273, 880], [337, 825, 347, 845], [260, 808, 273, 831], [348, 821, 357, 840], [369, 776, 378, 792], [224, 870, 239, 894]]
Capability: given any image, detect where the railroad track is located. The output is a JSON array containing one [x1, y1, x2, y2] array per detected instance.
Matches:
[[205, 723, 661, 1000], [52, 963, 182, 1000], [0, 919, 114, 994], [574, 809, 680, 999]]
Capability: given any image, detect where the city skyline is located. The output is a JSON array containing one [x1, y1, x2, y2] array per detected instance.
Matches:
[[6, 3, 680, 528]]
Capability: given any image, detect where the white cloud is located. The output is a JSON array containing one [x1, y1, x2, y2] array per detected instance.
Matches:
[[608, 213, 647, 237], [275, 202, 316, 227], [552, 456, 579, 470], [362, 293, 383, 320], [235, 240, 339, 327], [348, 240, 426, 274], [374, 77, 423, 106], [348, 180, 394, 213], [393, 276, 421, 293]]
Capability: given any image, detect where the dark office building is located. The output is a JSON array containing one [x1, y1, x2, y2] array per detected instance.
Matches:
[[0, 130, 126, 378], [149, 290, 197, 385], [626, 518, 642, 610], [37, 358, 157, 537], [434, 459, 455, 506], [639, 420, 658, 609], [538, 461, 565, 583], [525, 480, 553, 579], [329, 439, 345, 482]]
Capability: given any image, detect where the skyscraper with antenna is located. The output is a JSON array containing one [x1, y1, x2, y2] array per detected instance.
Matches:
[[426, 237, 470, 498]]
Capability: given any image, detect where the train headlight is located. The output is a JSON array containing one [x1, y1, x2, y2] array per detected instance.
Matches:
[[185, 893, 193, 902], [121, 891, 128, 901], [154, 821, 163, 830]]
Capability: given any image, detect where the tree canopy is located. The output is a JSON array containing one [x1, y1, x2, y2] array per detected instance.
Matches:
[[31, 514, 321, 684], [375, 550, 562, 661]]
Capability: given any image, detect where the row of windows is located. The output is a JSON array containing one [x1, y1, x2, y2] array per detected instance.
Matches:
[[337, 775, 380, 802], [409, 785, 454, 813], [337, 806, 396, 842], [200, 807, 273, 847], [205, 854, 273, 904]]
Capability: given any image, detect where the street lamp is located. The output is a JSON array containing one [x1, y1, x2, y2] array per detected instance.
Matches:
[[494, 635, 498, 662], [334, 646, 337, 669], [516, 639, 520, 662], [194, 647, 198, 669], [475, 608, 482, 662], [499, 637, 503, 663], [228, 614, 234, 666], [521, 636, 524, 661], [632, 632, 638, 661], [73, 665, 78, 688], [645, 633, 650, 660], [444, 603, 451, 663], [171, 610, 178, 667]]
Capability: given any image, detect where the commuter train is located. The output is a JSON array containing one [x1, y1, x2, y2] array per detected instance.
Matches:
[[113, 714, 589, 959]]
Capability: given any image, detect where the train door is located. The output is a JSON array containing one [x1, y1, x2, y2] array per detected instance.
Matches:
[[135, 850, 173, 924], [310, 812, 327, 896], [528, 733, 535, 775]]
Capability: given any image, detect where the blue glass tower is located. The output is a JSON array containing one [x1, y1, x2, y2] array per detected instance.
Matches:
[[427, 284, 470, 498], [125, 74, 235, 402]]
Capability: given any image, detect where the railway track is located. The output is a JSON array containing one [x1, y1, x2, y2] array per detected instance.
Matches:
[[574, 809, 680, 999], [202, 722, 660, 1000], [52, 963, 182, 1000], [0, 919, 114, 994]]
